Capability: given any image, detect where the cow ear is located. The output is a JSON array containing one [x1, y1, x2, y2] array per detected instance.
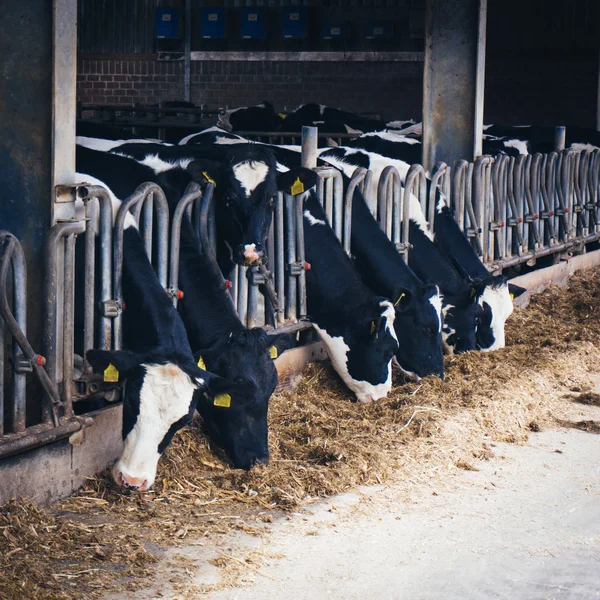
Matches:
[[86, 349, 142, 381], [187, 160, 221, 187], [508, 283, 527, 300], [266, 333, 295, 360], [393, 288, 412, 311], [277, 168, 319, 196]]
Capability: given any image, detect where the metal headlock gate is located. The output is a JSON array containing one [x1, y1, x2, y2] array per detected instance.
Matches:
[[3, 140, 599, 461]]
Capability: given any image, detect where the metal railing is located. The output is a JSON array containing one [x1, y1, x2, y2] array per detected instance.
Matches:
[[409, 149, 600, 271], [0, 231, 92, 460]]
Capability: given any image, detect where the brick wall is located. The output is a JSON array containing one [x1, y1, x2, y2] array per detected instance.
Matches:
[[77, 56, 598, 128], [77, 57, 424, 120]]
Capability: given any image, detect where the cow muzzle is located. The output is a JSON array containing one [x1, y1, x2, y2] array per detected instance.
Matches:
[[113, 465, 152, 492], [236, 243, 264, 266]]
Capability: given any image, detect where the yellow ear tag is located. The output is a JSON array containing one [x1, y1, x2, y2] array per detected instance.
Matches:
[[214, 393, 231, 408], [394, 292, 406, 307], [197, 356, 207, 370], [510, 293, 515, 301], [278, 113, 287, 119], [370, 321, 376, 335], [202, 171, 216, 186], [291, 177, 305, 195], [104, 363, 119, 383], [470, 288, 477, 300], [269, 346, 278, 359]]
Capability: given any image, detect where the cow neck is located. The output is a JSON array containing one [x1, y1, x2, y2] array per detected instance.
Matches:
[[303, 191, 375, 314], [177, 219, 245, 352], [350, 190, 420, 302], [407, 221, 472, 298], [121, 227, 193, 357], [433, 206, 490, 281]]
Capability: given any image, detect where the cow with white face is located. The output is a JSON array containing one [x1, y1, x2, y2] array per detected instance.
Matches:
[[75, 157, 242, 491]]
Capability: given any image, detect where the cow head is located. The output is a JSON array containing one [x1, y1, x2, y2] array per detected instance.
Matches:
[[392, 284, 444, 380], [439, 281, 482, 355], [86, 349, 241, 491], [192, 330, 293, 470], [314, 299, 399, 403], [476, 278, 526, 351], [217, 101, 284, 133], [188, 146, 318, 267]]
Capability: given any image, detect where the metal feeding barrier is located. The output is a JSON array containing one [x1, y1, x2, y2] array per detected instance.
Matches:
[[401, 149, 600, 271]]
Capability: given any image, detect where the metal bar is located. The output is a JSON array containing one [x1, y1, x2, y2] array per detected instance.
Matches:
[[295, 193, 308, 319], [83, 199, 96, 372], [62, 233, 76, 418], [0, 416, 93, 461], [265, 321, 313, 335], [42, 222, 84, 422], [301, 126, 318, 169], [0, 309, 4, 435], [169, 182, 204, 307], [284, 193, 297, 321], [554, 126, 566, 152], [184, 0, 192, 103], [275, 192, 285, 326], [344, 169, 367, 254]]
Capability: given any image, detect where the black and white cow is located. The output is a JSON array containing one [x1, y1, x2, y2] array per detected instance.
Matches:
[[171, 213, 293, 469], [107, 141, 317, 273], [76, 146, 291, 474], [179, 126, 243, 146], [350, 189, 444, 380], [344, 131, 423, 165], [432, 195, 526, 351], [217, 101, 284, 133], [302, 189, 399, 402], [76, 149, 242, 491], [279, 103, 387, 135]]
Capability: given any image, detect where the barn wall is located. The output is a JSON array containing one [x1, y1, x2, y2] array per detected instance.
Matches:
[[76, 57, 424, 120]]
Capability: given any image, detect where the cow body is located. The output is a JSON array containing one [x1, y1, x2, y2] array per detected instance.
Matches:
[[350, 190, 444, 379], [76, 149, 240, 490], [302, 191, 398, 403]]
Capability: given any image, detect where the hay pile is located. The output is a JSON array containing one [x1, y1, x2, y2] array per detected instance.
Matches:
[[3, 268, 600, 599]]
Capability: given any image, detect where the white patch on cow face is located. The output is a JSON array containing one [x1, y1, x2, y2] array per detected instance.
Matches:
[[429, 292, 443, 332], [478, 284, 513, 351], [406, 189, 434, 241], [304, 210, 326, 226], [75, 172, 138, 231], [112, 363, 198, 491], [503, 139, 529, 155], [314, 325, 393, 403], [233, 161, 269, 196]]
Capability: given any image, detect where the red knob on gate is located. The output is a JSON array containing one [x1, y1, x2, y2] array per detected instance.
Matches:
[[225, 280, 232, 289], [122, 302, 126, 311], [565, 208, 569, 213], [517, 217, 523, 223], [500, 221, 505, 227], [549, 211, 554, 216], [177, 290, 184, 300], [305, 262, 311, 271], [37, 355, 46, 366], [535, 214, 539, 219]]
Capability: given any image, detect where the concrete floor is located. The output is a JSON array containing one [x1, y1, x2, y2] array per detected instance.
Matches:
[[108, 403, 600, 600]]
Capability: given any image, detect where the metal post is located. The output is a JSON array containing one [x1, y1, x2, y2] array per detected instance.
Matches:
[[423, 0, 487, 171], [554, 126, 566, 152], [184, 0, 192, 103], [301, 126, 319, 169]]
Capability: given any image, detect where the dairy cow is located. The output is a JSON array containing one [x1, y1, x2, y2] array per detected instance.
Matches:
[[217, 101, 284, 133], [302, 189, 399, 402], [109, 141, 317, 274], [76, 150, 243, 491], [76, 146, 292, 472], [350, 190, 444, 380]]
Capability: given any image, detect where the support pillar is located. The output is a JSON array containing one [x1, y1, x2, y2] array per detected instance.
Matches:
[[423, 0, 487, 171]]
